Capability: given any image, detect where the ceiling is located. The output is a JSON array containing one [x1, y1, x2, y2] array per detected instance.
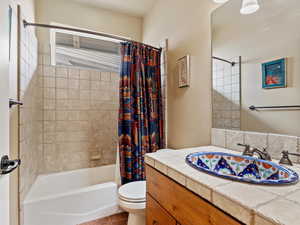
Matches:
[[72, 0, 157, 17]]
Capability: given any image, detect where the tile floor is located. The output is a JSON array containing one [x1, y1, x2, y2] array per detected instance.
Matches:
[[79, 212, 128, 225]]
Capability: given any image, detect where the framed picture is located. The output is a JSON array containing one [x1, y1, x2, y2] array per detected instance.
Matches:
[[262, 58, 286, 89], [178, 55, 190, 88]]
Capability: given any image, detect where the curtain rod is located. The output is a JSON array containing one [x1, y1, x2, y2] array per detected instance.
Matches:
[[23, 20, 162, 51], [212, 56, 236, 66]]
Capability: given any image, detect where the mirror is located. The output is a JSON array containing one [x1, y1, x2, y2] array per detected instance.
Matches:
[[211, 0, 300, 137]]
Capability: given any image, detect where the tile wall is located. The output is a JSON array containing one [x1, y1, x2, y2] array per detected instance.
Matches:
[[38, 45, 120, 174], [212, 57, 241, 130], [19, 15, 43, 225], [212, 128, 300, 163], [19, 19, 42, 202]]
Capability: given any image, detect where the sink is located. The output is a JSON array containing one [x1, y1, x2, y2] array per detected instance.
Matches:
[[186, 152, 299, 185]]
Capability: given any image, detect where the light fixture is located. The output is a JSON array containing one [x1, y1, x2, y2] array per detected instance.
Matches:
[[240, 0, 260, 15], [213, 0, 229, 3]]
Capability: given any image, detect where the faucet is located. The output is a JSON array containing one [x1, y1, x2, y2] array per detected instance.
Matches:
[[237, 143, 272, 161], [279, 151, 300, 166]]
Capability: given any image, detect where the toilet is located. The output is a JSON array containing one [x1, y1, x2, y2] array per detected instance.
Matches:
[[118, 181, 146, 225]]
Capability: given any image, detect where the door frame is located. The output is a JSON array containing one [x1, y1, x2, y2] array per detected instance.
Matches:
[[0, 0, 12, 224]]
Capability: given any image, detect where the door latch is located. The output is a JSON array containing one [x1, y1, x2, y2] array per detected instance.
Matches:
[[9, 99, 23, 108], [0, 155, 21, 175]]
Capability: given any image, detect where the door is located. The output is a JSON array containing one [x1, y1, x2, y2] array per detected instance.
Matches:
[[0, 0, 12, 225]]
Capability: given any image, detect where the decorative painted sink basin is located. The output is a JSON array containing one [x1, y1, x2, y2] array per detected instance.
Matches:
[[186, 152, 299, 185]]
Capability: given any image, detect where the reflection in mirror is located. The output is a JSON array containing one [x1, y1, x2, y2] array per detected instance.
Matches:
[[212, 0, 300, 136]]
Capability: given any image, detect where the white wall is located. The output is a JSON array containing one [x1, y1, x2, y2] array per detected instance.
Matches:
[[143, 0, 218, 149], [35, 0, 143, 45], [15, 0, 35, 22]]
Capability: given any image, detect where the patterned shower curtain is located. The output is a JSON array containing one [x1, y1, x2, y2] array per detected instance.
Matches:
[[118, 42, 164, 184]]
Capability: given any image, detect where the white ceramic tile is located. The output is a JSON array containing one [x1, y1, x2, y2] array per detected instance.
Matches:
[[244, 131, 267, 149], [56, 78, 68, 89], [186, 178, 211, 201], [44, 66, 55, 77], [80, 70, 90, 80], [167, 167, 186, 186], [225, 129, 244, 152], [145, 156, 155, 167], [256, 198, 300, 225], [214, 182, 278, 209], [154, 161, 168, 175], [56, 67, 68, 78], [101, 72, 111, 81], [211, 128, 226, 147], [212, 191, 252, 224], [268, 134, 298, 161], [285, 189, 300, 204], [254, 215, 276, 225]]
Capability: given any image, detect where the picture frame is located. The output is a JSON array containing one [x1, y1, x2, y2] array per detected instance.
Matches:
[[262, 58, 286, 89], [178, 55, 190, 88]]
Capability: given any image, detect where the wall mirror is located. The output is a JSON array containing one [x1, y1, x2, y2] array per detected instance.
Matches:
[[211, 0, 300, 137]]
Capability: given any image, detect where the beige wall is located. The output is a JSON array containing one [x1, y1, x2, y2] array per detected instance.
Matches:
[[143, 0, 218, 149], [35, 0, 143, 45]]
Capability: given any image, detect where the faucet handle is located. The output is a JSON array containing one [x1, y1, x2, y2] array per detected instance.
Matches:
[[237, 143, 249, 148], [279, 151, 300, 166], [237, 143, 253, 156], [262, 147, 272, 161]]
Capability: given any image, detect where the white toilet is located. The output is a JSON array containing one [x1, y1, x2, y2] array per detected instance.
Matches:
[[118, 181, 146, 225]]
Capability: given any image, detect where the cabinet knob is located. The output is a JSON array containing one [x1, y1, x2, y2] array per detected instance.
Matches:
[[153, 220, 158, 225]]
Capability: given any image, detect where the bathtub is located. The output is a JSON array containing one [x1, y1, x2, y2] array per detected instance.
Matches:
[[23, 165, 121, 225]]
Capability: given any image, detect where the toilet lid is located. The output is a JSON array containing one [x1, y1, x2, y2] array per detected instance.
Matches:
[[118, 181, 146, 202]]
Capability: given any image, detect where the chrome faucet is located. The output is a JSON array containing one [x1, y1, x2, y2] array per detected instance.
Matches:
[[237, 143, 272, 161], [279, 151, 300, 166]]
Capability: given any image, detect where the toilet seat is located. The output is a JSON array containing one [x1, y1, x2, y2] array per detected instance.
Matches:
[[118, 181, 146, 203]]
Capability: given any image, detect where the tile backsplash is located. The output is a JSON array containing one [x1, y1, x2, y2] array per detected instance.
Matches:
[[211, 128, 300, 163]]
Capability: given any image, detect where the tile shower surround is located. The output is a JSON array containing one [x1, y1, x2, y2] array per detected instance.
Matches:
[[211, 128, 300, 163], [212, 57, 241, 130], [39, 47, 120, 174], [19, 19, 42, 204], [38, 43, 168, 174], [19, 15, 42, 225]]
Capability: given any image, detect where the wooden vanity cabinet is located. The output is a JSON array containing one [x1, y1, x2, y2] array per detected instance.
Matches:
[[146, 193, 177, 225], [146, 165, 244, 225]]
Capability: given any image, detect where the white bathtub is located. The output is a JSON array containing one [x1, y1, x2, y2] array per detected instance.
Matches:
[[23, 165, 121, 225]]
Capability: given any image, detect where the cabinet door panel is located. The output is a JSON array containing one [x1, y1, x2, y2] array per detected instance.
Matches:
[[146, 165, 243, 225], [147, 193, 177, 225]]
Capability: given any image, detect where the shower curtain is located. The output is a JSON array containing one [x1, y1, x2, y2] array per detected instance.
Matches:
[[118, 42, 164, 184]]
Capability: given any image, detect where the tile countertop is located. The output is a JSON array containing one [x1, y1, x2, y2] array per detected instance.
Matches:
[[145, 146, 300, 225]]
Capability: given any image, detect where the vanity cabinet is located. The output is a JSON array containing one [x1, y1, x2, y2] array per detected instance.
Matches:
[[146, 165, 243, 225], [147, 193, 177, 225]]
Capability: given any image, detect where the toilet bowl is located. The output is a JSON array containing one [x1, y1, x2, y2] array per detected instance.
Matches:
[[118, 181, 146, 225]]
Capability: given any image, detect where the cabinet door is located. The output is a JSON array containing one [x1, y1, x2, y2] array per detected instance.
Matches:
[[146, 194, 177, 225], [146, 166, 243, 225]]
